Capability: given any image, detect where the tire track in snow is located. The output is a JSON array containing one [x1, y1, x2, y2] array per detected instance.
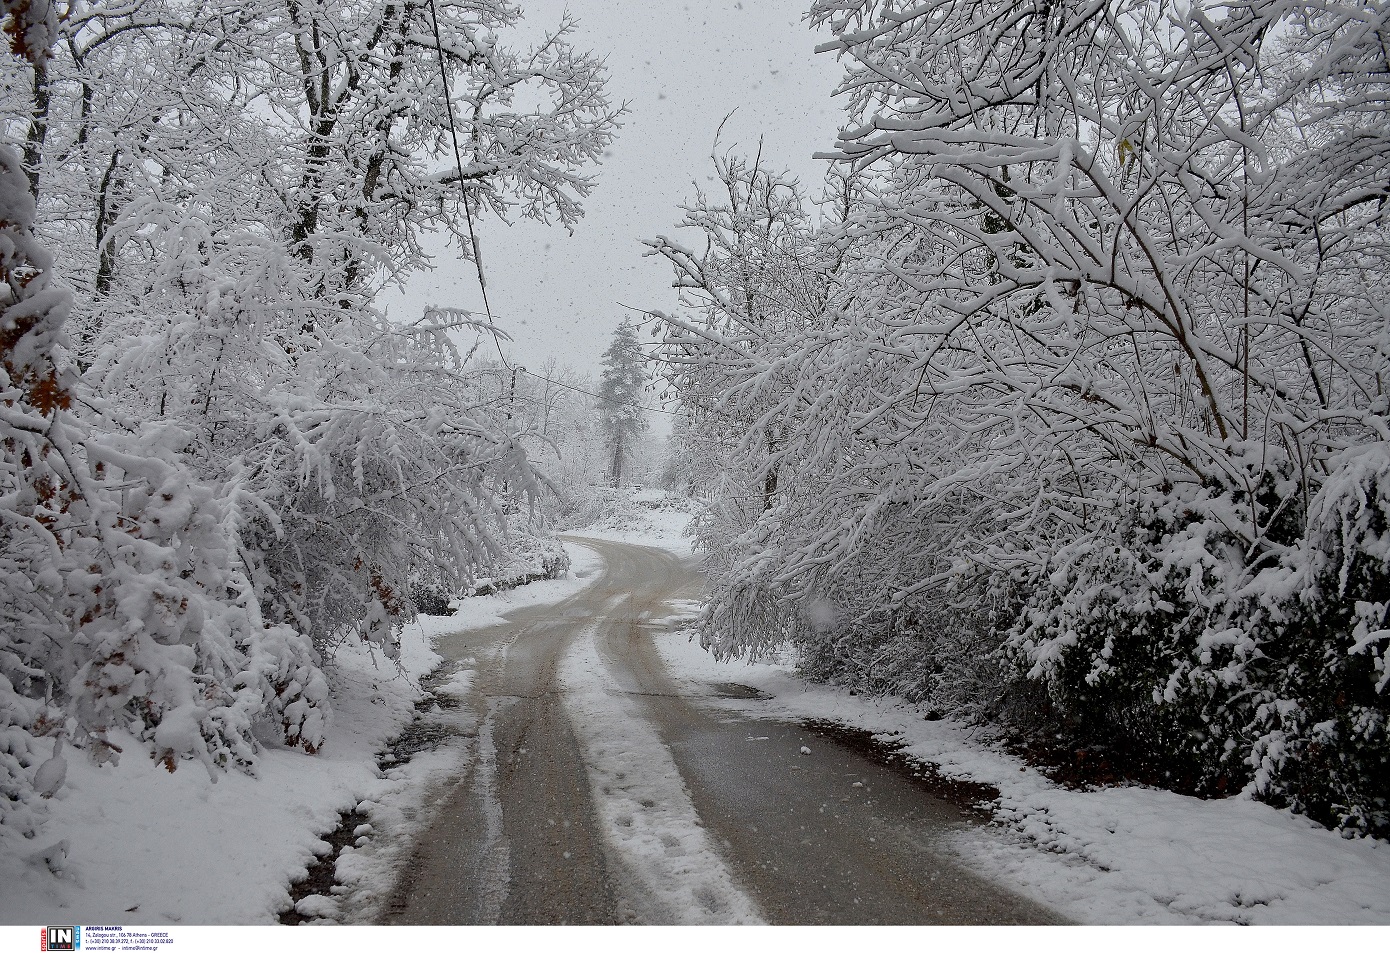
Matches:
[[471, 693, 512, 923], [560, 623, 764, 924]]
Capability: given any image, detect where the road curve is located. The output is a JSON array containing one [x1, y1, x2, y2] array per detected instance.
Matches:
[[380, 537, 1062, 925]]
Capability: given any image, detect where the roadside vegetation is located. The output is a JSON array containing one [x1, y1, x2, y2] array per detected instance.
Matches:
[[651, 0, 1390, 839]]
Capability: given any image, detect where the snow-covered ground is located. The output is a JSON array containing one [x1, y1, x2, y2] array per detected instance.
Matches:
[[0, 554, 604, 927], [0, 638, 425, 925], [561, 487, 699, 551], [601, 501, 1390, 925], [7, 489, 1387, 928]]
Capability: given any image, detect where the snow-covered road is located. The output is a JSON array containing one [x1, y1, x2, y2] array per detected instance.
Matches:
[[380, 536, 1059, 924]]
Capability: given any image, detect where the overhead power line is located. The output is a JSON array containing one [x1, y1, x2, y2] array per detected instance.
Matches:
[[517, 367, 679, 416], [427, 0, 508, 368], [424, 12, 674, 420]]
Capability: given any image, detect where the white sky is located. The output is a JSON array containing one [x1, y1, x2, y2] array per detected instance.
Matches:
[[380, 0, 846, 395]]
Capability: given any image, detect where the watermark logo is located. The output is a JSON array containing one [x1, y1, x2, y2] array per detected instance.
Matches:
[[40, 926, 79, 951]]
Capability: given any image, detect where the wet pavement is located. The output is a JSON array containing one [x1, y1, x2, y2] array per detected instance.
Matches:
[[380, 537, 1063, 925]]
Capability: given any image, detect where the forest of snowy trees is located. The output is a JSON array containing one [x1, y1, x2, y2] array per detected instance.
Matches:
[[0, 0, 623, 834], [4, 0, 1388, 857], [652, 0, 1390, 837]]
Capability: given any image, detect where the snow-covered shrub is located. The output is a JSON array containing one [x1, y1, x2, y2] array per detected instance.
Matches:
[[793, 595, 1005, 711], [1009, 480, 1271, 796], [502, 530, 571, 581], [64, 430, 332, 768], [1251, 445, 1390, 836], [408, 584, 453, 618], [1012, 449, 1390, 835], [470, 528, 571, 591]]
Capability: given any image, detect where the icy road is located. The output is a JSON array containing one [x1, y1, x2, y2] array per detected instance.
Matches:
[[381, 538, 1061, 925]]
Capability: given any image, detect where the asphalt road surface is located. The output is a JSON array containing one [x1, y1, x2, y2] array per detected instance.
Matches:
[[381, 537, 1062, 925]]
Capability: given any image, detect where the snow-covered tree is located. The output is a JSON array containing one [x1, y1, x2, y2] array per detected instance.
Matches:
[[0, 0, 619, 830], [10, 0, 621, 651], [596, 318, 649, 487], [0, 0, 328, 836], [653, 0, 1390, 836]]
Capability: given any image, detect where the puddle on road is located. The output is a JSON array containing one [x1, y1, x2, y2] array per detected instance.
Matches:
[[708, 682, 773, 700], [800, 719, 1000, 823]]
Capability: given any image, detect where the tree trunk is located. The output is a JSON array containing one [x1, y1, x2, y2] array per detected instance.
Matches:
[[23, 55, 49, 198]]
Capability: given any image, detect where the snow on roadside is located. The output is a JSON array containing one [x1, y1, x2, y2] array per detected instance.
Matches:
[[410, 543, 606, 640], [0, 632, 436, 925], [593, 493, 1390, 925], [559, 623, 764, 925], [561, 487, 698, 556], [0, 546, 605, 926]]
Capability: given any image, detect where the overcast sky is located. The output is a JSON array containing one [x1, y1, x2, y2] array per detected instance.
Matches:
[[380, 0, 846, 396]]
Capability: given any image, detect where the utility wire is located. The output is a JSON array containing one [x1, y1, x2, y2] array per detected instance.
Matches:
[[425, 6, 675, 419], [427, 0, 508, 368], [516, 367, 679, 416]]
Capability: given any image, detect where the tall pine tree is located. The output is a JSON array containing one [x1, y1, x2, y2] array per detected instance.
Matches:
[[597, 319, 649, 487]]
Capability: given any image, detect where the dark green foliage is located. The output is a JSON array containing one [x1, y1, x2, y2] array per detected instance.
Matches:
[[1010, 450, 1390, 837], [597, 320, 649, 487]]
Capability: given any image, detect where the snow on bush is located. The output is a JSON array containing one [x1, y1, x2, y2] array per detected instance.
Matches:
[[1, 0, 618, 836], [649, 0, 1390, 838], [1008, 445, 1389, 836]]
